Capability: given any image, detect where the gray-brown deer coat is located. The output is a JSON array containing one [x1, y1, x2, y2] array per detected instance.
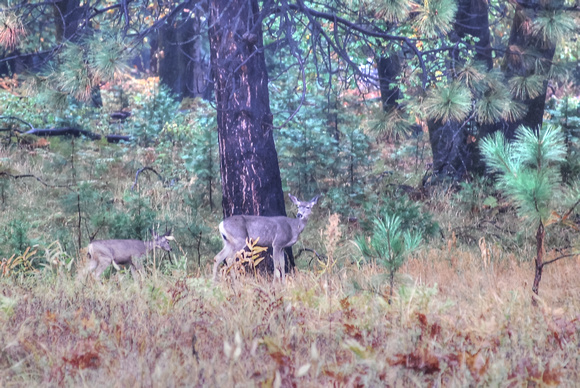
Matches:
[[213, 194, 319, 282], [86, 231, 173, 279]]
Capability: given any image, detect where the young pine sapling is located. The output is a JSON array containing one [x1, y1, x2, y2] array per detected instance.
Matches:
[[355, 213, 422, 303], [480, 125, 580, 301]]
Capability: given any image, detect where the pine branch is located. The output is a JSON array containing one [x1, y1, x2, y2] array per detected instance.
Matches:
[[289, 0, 428, 88], [562, 197, 580, 222]]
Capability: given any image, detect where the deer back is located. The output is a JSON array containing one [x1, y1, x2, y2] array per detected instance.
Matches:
[[222, 215, 303, 248], [88, 239, 148, 265]]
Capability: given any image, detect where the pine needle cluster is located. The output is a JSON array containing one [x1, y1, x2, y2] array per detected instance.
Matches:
[[355, 213, 422, 301], [40, 33, 130, 102], [423, 81, 471, 123], [368, 0, 412, 24], [0, 12, 26, 50], [480, 125, 566, 226], [532, 10, 577, 47], [414, 0, 457, 38]]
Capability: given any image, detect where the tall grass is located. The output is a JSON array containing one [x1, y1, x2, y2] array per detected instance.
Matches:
[[1, 251, 579, 386]]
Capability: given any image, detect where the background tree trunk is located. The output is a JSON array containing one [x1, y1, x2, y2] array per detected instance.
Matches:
[[208, 0, 294, 271], [377, 55, 401, 112], [157, 5, 209, 99], [475, 1, 556, 172], [499, 1, 556, 140], [427, 0, 491, 181], [53, 0, 84, 41]]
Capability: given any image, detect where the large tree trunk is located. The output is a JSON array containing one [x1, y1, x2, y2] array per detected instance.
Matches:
[[427, 0, 491, 181], [208, 0, 294, 271], [498, 1, 555, 140], [474, 1, 556, 173]]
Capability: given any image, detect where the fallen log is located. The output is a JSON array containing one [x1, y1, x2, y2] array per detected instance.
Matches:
[[24, 127, 130, 143]]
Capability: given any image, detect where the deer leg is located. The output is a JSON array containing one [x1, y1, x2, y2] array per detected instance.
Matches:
[[93, 257, 112, 280], [273, 248, 286, 283], [130, 264, 138, 280], [213, 232, 247, 281], [130, 258, 143, 280], [212, 247, 232, 281], [86, 258, 98, 278]]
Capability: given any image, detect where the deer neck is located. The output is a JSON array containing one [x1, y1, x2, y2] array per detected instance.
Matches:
[[292, 214, 309, 234], [144, 240, 155, 253]]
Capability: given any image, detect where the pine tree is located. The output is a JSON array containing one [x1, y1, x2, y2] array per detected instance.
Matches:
[[480, 125, 580, 300], [355, 213, 422, 303]]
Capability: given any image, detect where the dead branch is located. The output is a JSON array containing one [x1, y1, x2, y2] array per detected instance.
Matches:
[[294, 247, 328, 268], [0, 116, 35, 130], [540, 253, 578, 269], [131, 166, 166, 191], [0, 171, 72, 189], [24, 127, 129, 143]]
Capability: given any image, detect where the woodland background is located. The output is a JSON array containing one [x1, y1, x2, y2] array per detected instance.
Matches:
[[1, 0, 580, 386]]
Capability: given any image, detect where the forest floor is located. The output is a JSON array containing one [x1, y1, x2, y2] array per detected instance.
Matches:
[[1, 244, 579, 386]]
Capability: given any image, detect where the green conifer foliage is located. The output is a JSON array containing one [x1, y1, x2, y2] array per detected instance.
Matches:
[[480, 124, 578, 299], [355, 213, 422, 303]]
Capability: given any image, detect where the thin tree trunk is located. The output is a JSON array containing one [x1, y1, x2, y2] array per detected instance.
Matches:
[[388, 270, 394, 305], [532, 221, 545, 303]]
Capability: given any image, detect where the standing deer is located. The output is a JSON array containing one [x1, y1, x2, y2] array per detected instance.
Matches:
[[86, 230, 174, 279], [213, 194, 319, 282]]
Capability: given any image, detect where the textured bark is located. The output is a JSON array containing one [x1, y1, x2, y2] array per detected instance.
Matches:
[[157, 4, 209, 99], [500, 1, 556, 140], [427, 119, 476, 181], [208, 0, 293, 270], [377, 55, 401, 112], [532, 221, 545, 304], [428, 0, 491, 181]]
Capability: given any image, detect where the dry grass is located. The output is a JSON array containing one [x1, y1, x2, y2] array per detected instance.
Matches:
[[1, 247, 579, 386], [1, 116, 580, 386]]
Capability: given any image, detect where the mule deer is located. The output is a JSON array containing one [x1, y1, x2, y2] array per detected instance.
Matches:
[[213, 194, 319, 282], [86, 230, 174, 279]]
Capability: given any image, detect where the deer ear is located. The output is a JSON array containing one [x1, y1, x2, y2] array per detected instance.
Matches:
[[311, 195, 320, 204], [288, 193, 298, 204], [165, 236, 175, 241]]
